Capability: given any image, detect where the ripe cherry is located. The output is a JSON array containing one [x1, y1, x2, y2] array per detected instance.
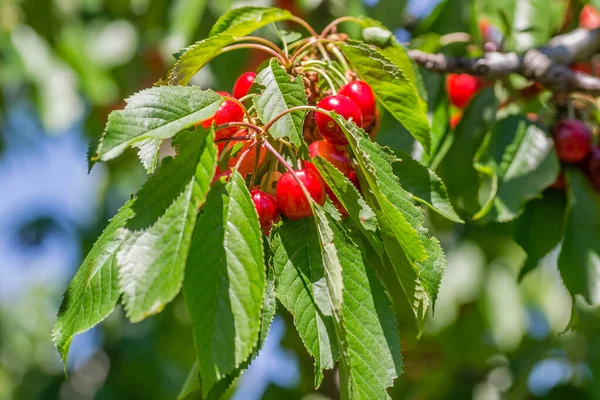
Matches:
[[338, 80, 377, 129], [276, 169, 326, 219], [233, 72, 256, 99], [315, 95, 363, 145], [580, 5, 600, 30], [251, 190, 280, 234], [446, 74, 482, 109], [227, 139, 267, 176], [348, 170, 360, 191], [553, 119, 592, 163], [307, 140, 351, 175], [200, 91, 244, 140]]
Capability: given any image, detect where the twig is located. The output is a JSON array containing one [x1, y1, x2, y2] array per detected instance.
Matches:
[[408, 28, 600, 95]]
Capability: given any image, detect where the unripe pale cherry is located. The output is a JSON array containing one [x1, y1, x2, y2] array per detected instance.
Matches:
[[315, 95, 363, 145], [553, 119, 592, 163], [446, 74, 483, 109], [251, 190, 280, 234], [276, 169, 326, 220], [199, 91, 244, 140], [233, 72, 256, 99], [338, 80, 377, 129]]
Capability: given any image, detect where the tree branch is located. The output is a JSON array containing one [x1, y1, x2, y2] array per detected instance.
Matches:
[[408, 28, 600, 95]]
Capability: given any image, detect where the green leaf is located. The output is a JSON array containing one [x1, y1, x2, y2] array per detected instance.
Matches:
[[52, 201, 134, 368], [132, 138, 162, 174], [183, 171, 265, 397], [331, 113, 444, 334], [208, 6, 294, 37], [339, 40, 431, 154], [512, 192, 566, 280], [558, 169, 600, 304], [321, 209, 403, 399], [178, 258, 276, 400], [169, 35, 236, 85], [118, 128, 218, 322], [272, 218, 339, 387], [254, 58, 308, 151], [437, 88, 497, 216], [391, 151, 463, 223], [479, 116, 559, 222], [97, 87, 222, 161], [178, 361, 201, 400], [310, 157, 410, 322]]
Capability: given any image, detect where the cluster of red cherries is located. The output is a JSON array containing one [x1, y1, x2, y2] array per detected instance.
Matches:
[[198, 72, 377, 234], [552, 119, 600, 190]]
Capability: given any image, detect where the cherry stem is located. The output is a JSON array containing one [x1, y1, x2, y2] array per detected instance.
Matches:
[[300, 66, 337, 94], [238, 93, 256, 104], [225, 96, 252, 122], [262, 105, 329, 133], [221, 44, 286, 65], [264, 140, 313, 201], [215, 122, 263, 134], [214, 135, 251, 143], [329, 45, 351, 75], [237, 36, 288, 60], [303, 59, 348, 84], [320, 16, 363, 37]]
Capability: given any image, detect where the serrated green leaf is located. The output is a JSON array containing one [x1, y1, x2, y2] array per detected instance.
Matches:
[[183, 170, 265, 397], [331, 113, 443, 334], [179, 259, 276, 400], [118, 128, 218, 322], [339, 40, 431, 154], [132, 138, 162, 174], [437, 88, 497, 216], [513, 192, 566, 280], [178, 361, 201, 400], [254, 58, 308, 151], [168, 35, 236, 85], [52, 201, 134, 368], [479, 116, 559, 222], [97, 87, 222, 161], [208, 6, 294, 37], [558, 169, 600, 304], [272, 218, 339, 387], [321, 208, 403, 399], [392, 151, 463, 223]]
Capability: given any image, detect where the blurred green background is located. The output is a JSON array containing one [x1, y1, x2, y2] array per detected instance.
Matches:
[[0, 0, 595, 399]]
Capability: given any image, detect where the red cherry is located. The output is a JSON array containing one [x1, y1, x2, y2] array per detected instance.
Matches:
[[227, 140, 267, 176], [587, 147, 600, 189], [571, 62, 593, 75], [580, 5, 600, 29], [348, 170, 360, 190], [338, 80, 377, 128], [199, 92, 244, 140], [308, 140, 351, 175], [315, 95, 363, 145], [553, 120, 592, 163], [446, 74, 483, 109], [233, 72, 256, 99], [251, 190, 280, 234], [276, 169, 326, 219]]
